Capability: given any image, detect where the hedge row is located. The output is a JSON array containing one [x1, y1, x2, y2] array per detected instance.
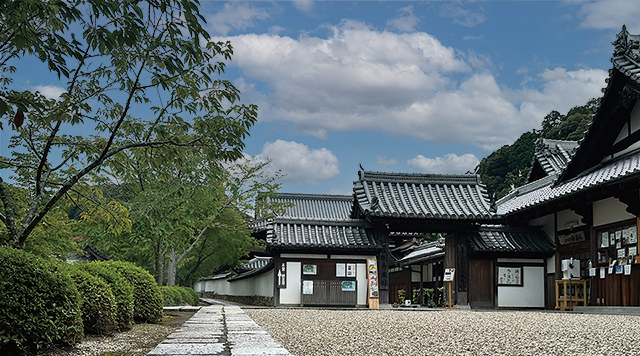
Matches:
[[161, 286, 200, 306], [0, 247, 163, 355]]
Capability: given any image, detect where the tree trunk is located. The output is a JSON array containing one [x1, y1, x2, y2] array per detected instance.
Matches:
[[167, 248, 177, 286], [155, 240, 165, 286]]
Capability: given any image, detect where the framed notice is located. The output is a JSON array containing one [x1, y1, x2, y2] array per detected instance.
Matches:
[[497, 267, 523, 286], [336, 263, 346, 277], [629, 246, 637, 256], [302, 264, 317, 275], [630, 226, 638, 244], [342, 281, 356, 292], [346, 263, 357, 277]]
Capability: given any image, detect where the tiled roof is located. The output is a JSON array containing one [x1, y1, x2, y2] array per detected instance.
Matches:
[[395, 240, 445, 265], [465, 225, 555, 255], [269, 193, 353, 220], [611, 25, 640, 84], [352, 171, 494, 220], [532, 138, 578, 177], [228, 257, 274, 281], [497, 149, 640, 215], [266, 219, 376, 249]]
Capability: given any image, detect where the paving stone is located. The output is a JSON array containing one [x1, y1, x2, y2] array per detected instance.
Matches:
[[230, 347, 290, 355], [147, 343, 225, 355], [161, 338, 220, 344]]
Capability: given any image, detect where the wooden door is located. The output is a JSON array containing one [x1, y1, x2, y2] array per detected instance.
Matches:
[[469, 259, 494, 308]]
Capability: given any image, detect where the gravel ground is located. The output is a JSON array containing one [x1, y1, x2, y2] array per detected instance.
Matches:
[[37, 311, 196, 356], [245, 309, 640, 356]]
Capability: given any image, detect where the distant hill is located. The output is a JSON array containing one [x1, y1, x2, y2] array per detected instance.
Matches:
[[477, 98, 598, 200]]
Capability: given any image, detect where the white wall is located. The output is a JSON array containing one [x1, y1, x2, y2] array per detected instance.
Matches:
[[194, 271, 274, 298], [357, 263, 367, 305], [497, 266, 545, 308], [593, 197, 635, 227], [279, 261, 301, 305], [557, 209, 585, 230]]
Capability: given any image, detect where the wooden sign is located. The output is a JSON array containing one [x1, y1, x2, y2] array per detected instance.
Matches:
[[277, 262, 286, 289], [443, 268, 455, 282], [558, 231, 586, 245], [367, 258, 379, 309]]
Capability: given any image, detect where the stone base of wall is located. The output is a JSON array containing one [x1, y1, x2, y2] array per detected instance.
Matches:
[[201, 292, 273, 307]]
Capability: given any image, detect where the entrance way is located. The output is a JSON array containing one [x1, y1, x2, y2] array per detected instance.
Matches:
[[469, 259, 493, 308]]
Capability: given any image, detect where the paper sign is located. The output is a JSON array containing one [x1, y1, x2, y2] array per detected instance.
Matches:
[[589, 268, 596, 277], [615, 265, 624, 274], [336, 263, 346, 277], [302, 280, 313, 294], [625, 264, 632, 276], [618, 248, 627, 258], [608, 267, 614, 274], [346, 263, 357, 277], [600, 267, 606, 279]]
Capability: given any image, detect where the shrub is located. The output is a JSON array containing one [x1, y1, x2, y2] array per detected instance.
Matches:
[[161, 286, 181, 306], [78, 262, 134, 330], [0, 246, 83, 354], [102, 261, 163, 323], [65, 265, 117, 335], [162, 286, 200, 306], [176, 286, 199, 306]]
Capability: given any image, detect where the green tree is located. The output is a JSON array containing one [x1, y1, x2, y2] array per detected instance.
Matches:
[[0, 0, 257, 250]]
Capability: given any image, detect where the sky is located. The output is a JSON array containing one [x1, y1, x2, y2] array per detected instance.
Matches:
[[7, 1, 640, 197]]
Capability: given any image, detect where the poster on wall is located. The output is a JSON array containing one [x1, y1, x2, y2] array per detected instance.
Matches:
[[618, 248, 627, 258], [346, 263, 357, 277], [623, 229, 631, 245], [367, 258, 378, 298], [497, 267, 523, 286], [336, 263, 346, 277], [302, 280, 313, 294], [302, 264, 317, 275], [629, 246, 638, 256], [601, 232, 609, 248], [600, 267, 606, 279], [616, 230, 623, 248], [630, 227, 638, 244], [610, 232, 616, 246]]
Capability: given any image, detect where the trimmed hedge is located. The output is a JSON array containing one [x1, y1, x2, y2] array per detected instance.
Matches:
[[102, 261, 163, 323], [78, 262, 134, 330], [0, 247, 83, 354], [161, 286, 199, 306], [64, 265, 117, 335]]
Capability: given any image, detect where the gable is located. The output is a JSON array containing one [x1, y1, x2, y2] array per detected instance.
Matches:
[[557, 26, 640, 184]]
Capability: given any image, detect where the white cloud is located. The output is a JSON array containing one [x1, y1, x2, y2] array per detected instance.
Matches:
[[375, 155, 397, 167], [407, 153, 480, 174], [328, 188, 344, 195], [33, 84, 65, 100], [578, 1, 640, 31], [217, 21, 607, 151], [207, 3, 269, 36], [440, 4, 486, 28], [293, 0, 314, 13], [387, 6, 420, 32], [256, 140, 340, 185]]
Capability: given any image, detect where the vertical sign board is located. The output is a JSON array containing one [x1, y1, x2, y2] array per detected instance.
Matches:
[[277, 262, 286, 289], [443, 268, 456, 308], [367, 258, 379, 309]]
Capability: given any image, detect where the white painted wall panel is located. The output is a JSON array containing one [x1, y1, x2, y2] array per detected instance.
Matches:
[[593, 197, 635, 227], [357, 263, 367, 305], [557, 209, 585, 230], [528, 214, 554, 241], [280, 262, 301, 304], [497, 266, 545, 308]]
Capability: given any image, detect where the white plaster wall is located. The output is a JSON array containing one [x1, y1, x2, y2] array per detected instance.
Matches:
[[630, 100, 640, 133], [528, 214, 554, 240], [226, 270, 274, 297], [557, 209, 585, 230], [547, 255, 556, 274], [280, 262, 301, 305], [357, 263, 367, 305], [497, 266, 545, 308], [593, 197, 635, 227]]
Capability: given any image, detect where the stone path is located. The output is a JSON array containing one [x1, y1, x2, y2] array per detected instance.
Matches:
[[148, 305, 291, 355]]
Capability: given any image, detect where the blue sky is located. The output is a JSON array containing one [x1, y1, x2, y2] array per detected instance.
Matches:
[[7, 1, 640, 196]]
